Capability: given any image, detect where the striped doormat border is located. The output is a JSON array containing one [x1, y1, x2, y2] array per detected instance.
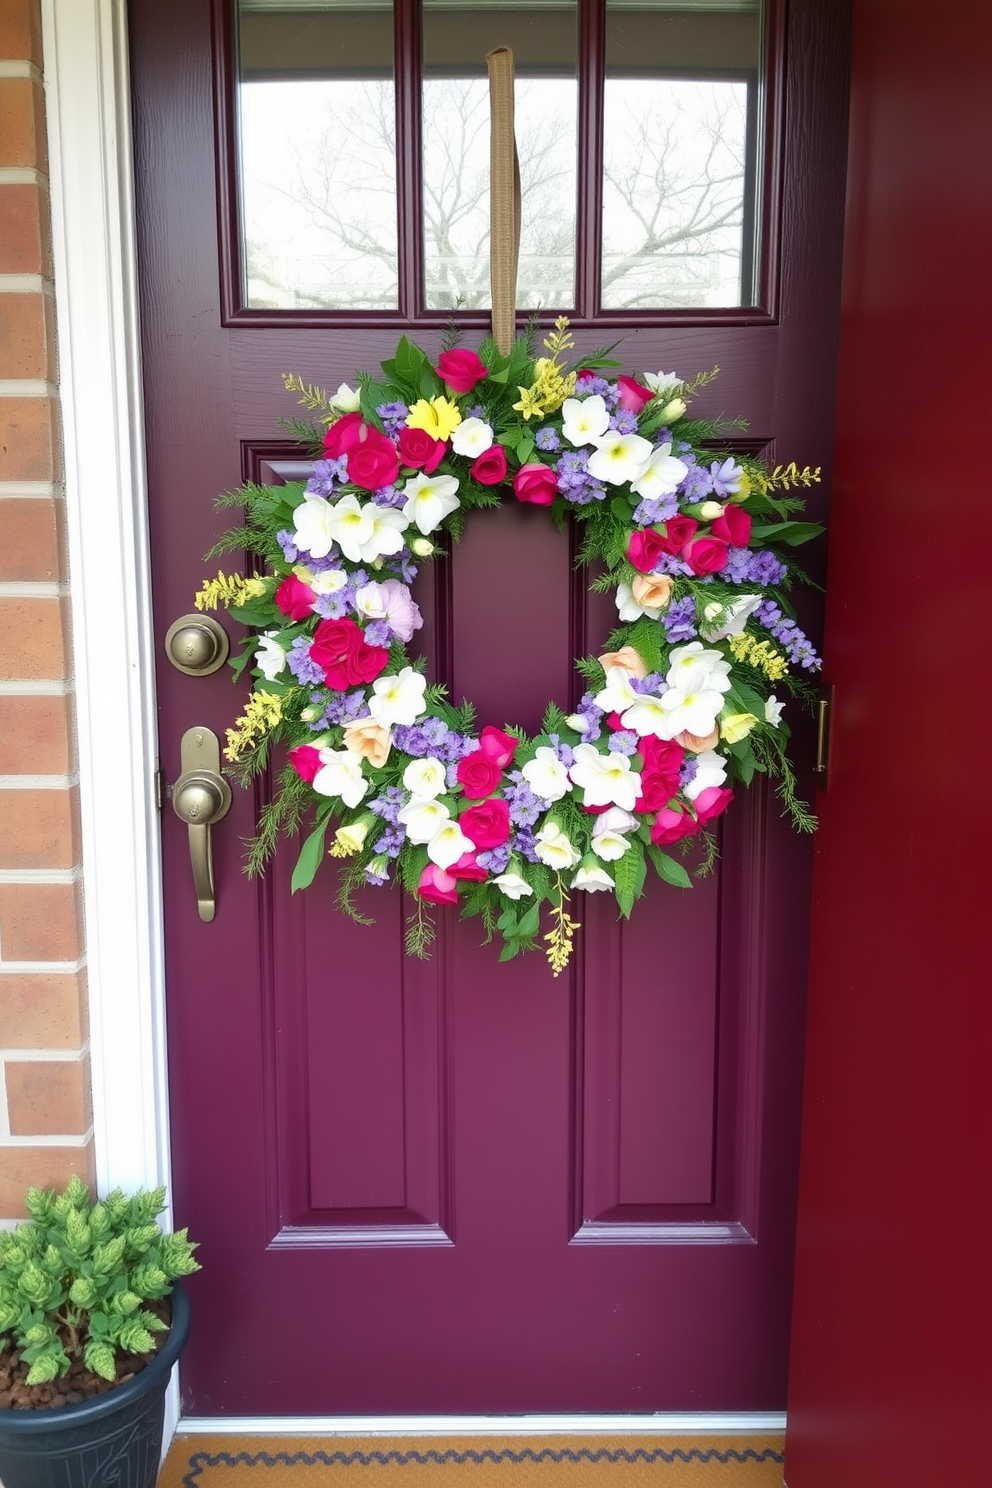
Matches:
[[159, 1436, 786, 1488]]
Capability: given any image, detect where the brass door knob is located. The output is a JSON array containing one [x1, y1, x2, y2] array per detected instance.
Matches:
[[164, 614, 230, 675], [172, 728, 232, 921]]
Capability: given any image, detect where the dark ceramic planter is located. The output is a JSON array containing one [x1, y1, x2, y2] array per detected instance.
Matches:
[[0, 1282, 189, 1488]]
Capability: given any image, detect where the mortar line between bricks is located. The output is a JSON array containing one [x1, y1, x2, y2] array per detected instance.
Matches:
[[0, 775, 80, 789]]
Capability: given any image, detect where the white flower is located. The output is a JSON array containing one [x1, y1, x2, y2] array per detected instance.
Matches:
[[658, 397, 687, 423], [318, 493, 379, 563], [521, 746, 572, 803], [402, 756, 448, 799], [591, 808, 637, 862], [698, 501, 725, 522], [655, 684, 726, 740], [666, 641, 733, 695], [568, 742, 642, 812], [683, 749, 727, 801], [629, 442, 689, 501], [450, 417, 494, 457], [329, 382, 362, 413], [620, 693, 674, 738], [493, 871, 533, 900], [292, 494, 341, 559], [410, 536, 435, 557], [615, 581, 666, 623], [561, 394, 610, 447], [586, 431, 654, 486], [367, 667, 428, 728], [312, 748, 369, 809], [700, 594, 762, 643], [255, 632, 287, 681], [308, 568, 347, 596], [398, 796, 451, 844], [643, 371, 682, 397], [427, 820, 474, 871], [594, 665, 639, 716], [403, 472, 461, 534], [354, 581, 389, 621], [360, 505, 409, 562], [765, 695, 784, 728], [533, 821, 581, 871], [572, 864, 615, 893]]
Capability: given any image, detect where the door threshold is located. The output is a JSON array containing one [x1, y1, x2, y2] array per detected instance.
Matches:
[[175, 1414, 786, 1437]]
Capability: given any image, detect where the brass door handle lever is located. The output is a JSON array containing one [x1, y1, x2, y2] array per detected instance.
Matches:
[[172, 727, 231, 921]]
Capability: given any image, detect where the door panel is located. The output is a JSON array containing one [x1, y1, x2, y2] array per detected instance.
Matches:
[[129, 0, 850, 1413]]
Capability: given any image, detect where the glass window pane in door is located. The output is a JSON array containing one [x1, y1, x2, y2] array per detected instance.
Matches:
[[602, 0, 762, 309], [237, 0, 399, 310], [421, 2, 578, 311]]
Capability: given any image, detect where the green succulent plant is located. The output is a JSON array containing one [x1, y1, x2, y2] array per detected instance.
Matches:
[[0, 1175, 199, 1386]]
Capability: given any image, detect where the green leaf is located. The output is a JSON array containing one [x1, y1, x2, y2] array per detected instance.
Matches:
[[291, 818, 330, 893], [613, 844, 647, 919], [83, 1340, 118, 1381], [647, 847, 692, 888], [498, 940, 521, 961], [25, 1349, 65, 1385], [749, 520, 823, 546], [515, 901, 541, 940]]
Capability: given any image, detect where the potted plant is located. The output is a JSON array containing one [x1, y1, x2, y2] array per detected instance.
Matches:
[[0, 1175, 199, 1488]]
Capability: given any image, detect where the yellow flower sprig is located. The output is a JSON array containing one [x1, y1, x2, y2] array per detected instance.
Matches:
[[544, 875, 581, 976], [194, 571, 270, 612], [728, 632, 789, 682], [513, 316, 578, 421], [282, 372, 332, 417], [755, 462, 822, 494], [224, 690, 284, 763]]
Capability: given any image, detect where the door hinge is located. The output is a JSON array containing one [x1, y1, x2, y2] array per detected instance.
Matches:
[[154, 769, 165, 810], [814, 684, 833, 787]]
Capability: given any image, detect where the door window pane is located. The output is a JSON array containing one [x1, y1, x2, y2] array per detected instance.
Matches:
[[421, 2, 577, 310], [238, 1, 400, 310], [602, 0, 761, 309]]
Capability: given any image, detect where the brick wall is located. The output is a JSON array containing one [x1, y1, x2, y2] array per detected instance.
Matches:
[[0, 0, 95, 1218]]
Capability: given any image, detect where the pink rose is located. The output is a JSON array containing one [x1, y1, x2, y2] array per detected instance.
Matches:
[[274, 573, 317, 620], [323, 411, 365, 458], [635, 737, 685, 814], [692, 785, 734, 823], [627, 528, 667, 573], [651, 806, 701, 846], [709, 504, 751, 546], [310, 617, 389, 690], [478, 726, 518, 767], [682, 536, 729, 575], [347, 427, 400, 491], [435, 348, 488, 394], [417, 863, 459, 905], [456, 750, 503, 799], [398, 425, 446, 473], [447, 851, 489, 883], [513, 463, 558, 506], [289, 745, 323, 784], [471, 444, 508, 486], [616, 375, 654, 413], [460, 798, 511, 850], [659, 514, 698, 554]]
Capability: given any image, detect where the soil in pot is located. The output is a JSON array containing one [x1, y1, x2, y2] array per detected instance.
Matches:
[[0, 1297, 171, 1411]]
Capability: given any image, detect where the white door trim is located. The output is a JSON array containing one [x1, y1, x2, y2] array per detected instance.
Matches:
[[39, 0, 172, 1235], [176, 1414, 788, 1437]]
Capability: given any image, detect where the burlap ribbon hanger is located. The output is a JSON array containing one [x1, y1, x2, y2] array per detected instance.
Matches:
[[486, 47, 521, 355]]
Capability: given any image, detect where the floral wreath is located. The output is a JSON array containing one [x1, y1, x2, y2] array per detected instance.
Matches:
[[197, 319, 822, 974]]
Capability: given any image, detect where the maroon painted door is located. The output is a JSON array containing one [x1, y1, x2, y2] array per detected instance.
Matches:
[[130, 0, 849, 1414], [785, 0, 992, 1481]]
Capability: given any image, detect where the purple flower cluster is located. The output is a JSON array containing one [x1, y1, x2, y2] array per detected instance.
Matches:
[[376, 401, 409, 436], [535, 426, 561, 452], [571, 692, 603, 742], [608, 731, 638, 756], [679, 757, 698, 788], [477, 844, 512, 874], [755, 601, 822, 670], [371, 484, 407, 509], [392, 719, 475, 761], [305, 457, 348, 497], [373, 826, 405, 859], [276, 530, 299, 563], [663, 597, 698, 643], [633, 492, 679, 526], [286, 636, 325, 686], [322, 689, 372, 726], [555, 449, 607, 506], [503, 775, 543, 827]]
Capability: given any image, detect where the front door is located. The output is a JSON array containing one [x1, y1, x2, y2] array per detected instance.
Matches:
[[129, 0, 849, 1414]]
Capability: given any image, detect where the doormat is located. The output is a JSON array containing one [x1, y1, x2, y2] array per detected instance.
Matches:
[[158, 1435, 786, 1488]]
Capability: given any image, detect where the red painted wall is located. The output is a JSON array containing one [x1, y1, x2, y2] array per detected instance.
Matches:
[[785, 1, 992, 1483]]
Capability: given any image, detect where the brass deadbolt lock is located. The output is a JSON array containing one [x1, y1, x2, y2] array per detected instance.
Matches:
[[165, 614, 230, 676]]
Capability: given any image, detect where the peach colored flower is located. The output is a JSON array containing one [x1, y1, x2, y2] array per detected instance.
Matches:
[[342, 717, 392, 768], [631, 573, 673, 611], [598, 645, 648, 679], [675, 726, 721, 754]]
